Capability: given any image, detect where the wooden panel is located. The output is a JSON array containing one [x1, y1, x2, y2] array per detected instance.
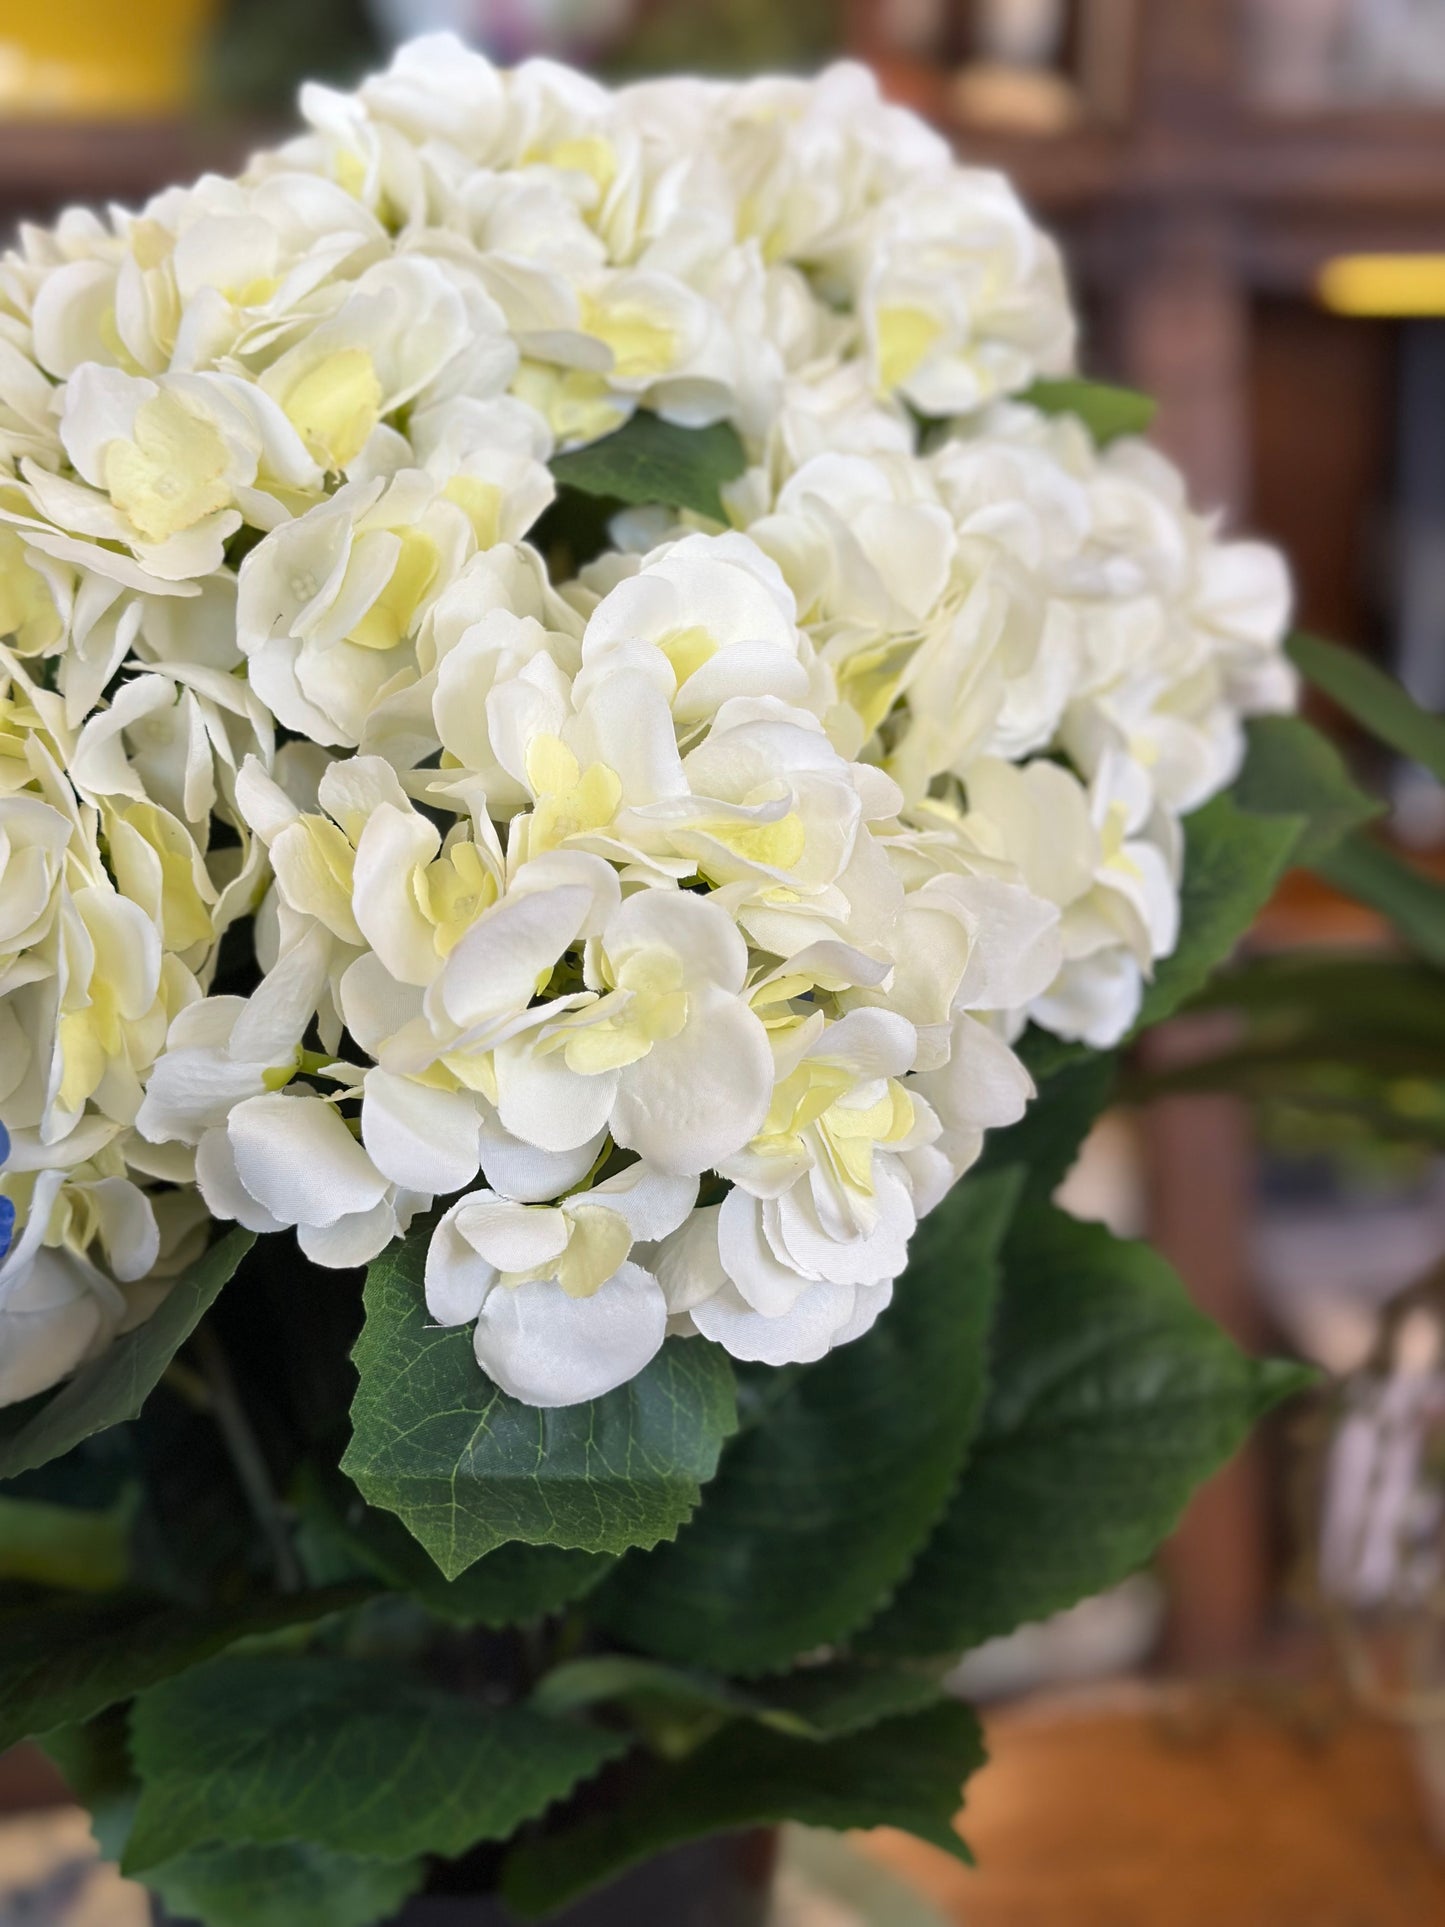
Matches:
[[861, 1684, 1445, 1927], [1249, 301, 1396, 651]]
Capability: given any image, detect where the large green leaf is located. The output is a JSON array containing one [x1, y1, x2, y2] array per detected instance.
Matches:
[[1021, 377, 1156, 443], [1231, 714, 1382, 867], [124, 1654, 628, 1875], [549, 412, 745, 521], [1316, 833, 1445, 966], [862, 1207, 1310, 1656], [501, 1701, 984, 1919], [0, 1585, 370, 1751], [1126, 954, 1445, 1122], [145, 1844, 422, 1927], [592, 1173, 1021, 1675], [341, 1233, 736, 1579], [0, 1230, 255, 1481], [1289, 631, 1445, 780], [44, 1712, 419, 1927], [534, 1655, 945, 1741], [295, 1466, 614, 1627], [1132, 791, 1302, 1035]]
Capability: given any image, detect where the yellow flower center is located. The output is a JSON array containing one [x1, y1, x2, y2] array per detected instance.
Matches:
[[524, 734, 623, 854], [579, 295, 678, 382], [513, 361, 627, 445], [503, 1203, 632, 1301], [101, 391, 232, 544], [282, 348, 383, 470], [110, 800, 214, 952], [442, 475, 504, 547], [750, 1060, 915, 1196], [875, 304, 944, 391], [348, 527, 441, 652], [0, 531, 61, 656], [658, 625, 716, 689], [413, 839, 499, 958]]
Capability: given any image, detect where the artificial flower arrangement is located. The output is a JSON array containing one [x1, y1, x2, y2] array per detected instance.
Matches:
[[0, 34, 1409, 1926]]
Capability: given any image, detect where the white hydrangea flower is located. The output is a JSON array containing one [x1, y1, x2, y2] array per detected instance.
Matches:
[[0, 34, 1297, 1409], [425, 1162, 696, 1405]]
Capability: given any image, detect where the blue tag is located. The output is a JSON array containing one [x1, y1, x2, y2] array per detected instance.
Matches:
[[0, 1121, 12, 1263]]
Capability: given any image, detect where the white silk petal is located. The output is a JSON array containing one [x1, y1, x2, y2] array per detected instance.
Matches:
[[361, 1068, 480, 1196], [228, 1093, 389, 1227], [471, 1264, 668, 1407]]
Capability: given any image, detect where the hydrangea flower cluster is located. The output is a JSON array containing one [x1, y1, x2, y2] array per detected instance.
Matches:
[[0, 37, 1292, 1408]]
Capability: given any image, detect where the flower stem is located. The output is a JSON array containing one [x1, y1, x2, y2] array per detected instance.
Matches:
[[193, 1323, 303, 1593]]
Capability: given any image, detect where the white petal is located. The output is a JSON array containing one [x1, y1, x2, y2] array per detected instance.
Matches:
[[773, 1167, 915, 1287], [478, 1114, 605, 1202], [440, 884, 593, 1030], [494, 1035, 618, 1153], [472, 1263, 667, 1406], [808, 1007, 917, 1081], [352, 803, 443, 987], [452, 1195, 569, 1272], [425, 1195, 500, 1325], [195, 1126, 288, 1234], [912, 1014, 1033, 1141], [340, 953, 426, 1057], [588, 1163, 697, 1242], [229, 924, 334, 1061], [692, 1276, 870, 1365], [604, 886, 749, 994], [0, 1244, 118, 1406], [228, 1093, 388, 1228], [137, 1044, 266, 1146], [718, 1184, 812, 1316], [299, 1200, 400, 1268], [361, 1069, 481, 1196], [80, 1177, 159, 1283], [611, 988, 771, 1175], [652, 1203, 727, 1315]]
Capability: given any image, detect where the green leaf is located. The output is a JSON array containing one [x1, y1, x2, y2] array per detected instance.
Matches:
[[0, 1229, 255, 1481], [1125, 954, 1445, 1118], [862, 1206, 1311, 1657], [549, 412, 745, 521], [501, 1701, 985, 1919], [1315, 832, 1445, 966], [340, 1231, 736, 1579], [145, 1844, 422, 1927], [40, 1713, 138, 1863], [1012, 1024, 1094, 1084], [1231, 714, 1382, 867], [1021, 377, 1156, 443], [124, 1655, 628, 1875], [534, 1655, 945, 1741], [592, 1172, 1021, 1675], [1132, 791, 1302, 1035], [1289, 631, 1445, 780], [0, 1584, 371, 1752], [1190, 951, 1445, 1031], [974, 1047, 1117, 1197], [0, 1483, 139, 1592], [295, 1466, 614, 1627]]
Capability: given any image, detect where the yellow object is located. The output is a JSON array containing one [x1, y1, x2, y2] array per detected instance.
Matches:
[[0, 0, 214, 115], [1317, 254, 1445, 318]]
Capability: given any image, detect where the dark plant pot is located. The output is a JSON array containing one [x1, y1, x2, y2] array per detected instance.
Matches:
[[154, 1830, 777, 1927]]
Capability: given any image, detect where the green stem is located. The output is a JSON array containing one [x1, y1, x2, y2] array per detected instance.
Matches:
[[193, 1324, 303, 1593]]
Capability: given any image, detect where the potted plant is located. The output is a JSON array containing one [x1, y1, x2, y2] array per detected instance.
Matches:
[[0, 33, 1425, 1926]]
